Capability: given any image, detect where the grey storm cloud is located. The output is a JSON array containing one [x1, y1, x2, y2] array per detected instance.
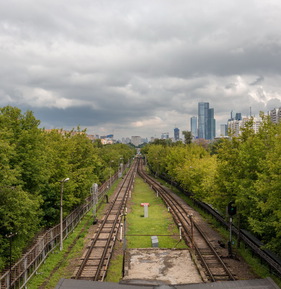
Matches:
[[250, 76, 265, 86], [1, 0, 281, 138]]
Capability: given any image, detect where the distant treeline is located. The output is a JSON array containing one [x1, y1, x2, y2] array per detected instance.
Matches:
[[142, 112, 281, 256], [0, 106, 135, 271]]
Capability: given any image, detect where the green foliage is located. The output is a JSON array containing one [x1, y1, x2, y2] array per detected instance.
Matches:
[[97, 143, 135, 182], [150, 138, 172, 146], [143, 117, 281, 256], [105, 244, 123, 283], [251, 122, 281, 252], [0, 105, 135, 271], [0, 186, 42, 269], [182, 130, 192, 144], [213, 115, 281, 253], [145, 143, 216, 201], [0, 106, 44, 268]]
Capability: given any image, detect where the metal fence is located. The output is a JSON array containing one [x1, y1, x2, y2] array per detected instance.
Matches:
[[0, 173, 119, 289], [159, 170, 281, 278]]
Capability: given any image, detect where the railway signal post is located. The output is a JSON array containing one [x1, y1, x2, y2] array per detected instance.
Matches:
[[92, 183, 98, 224], [227, 201, 237, 258]]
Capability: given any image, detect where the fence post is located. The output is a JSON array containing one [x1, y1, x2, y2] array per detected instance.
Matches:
[[24, 257, 27, 285]]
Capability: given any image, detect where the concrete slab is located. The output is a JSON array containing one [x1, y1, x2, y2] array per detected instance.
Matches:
[[123, 248, 202, 285]]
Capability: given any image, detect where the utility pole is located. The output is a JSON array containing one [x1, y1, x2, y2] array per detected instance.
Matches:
[[227, 201, 237, 258], [6, 232, 17, 288], [60, 177, 69, 251]]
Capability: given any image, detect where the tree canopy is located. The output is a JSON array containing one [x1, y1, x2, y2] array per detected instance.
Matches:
[[142, 116, 281, 256], [0, 106, 135, 271]]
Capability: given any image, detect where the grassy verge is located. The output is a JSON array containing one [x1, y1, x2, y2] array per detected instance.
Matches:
[[26, 179, 121, 289], [104, 241, 124, 283], [126, 177, 188, 249], [27, 212, 93, 289], [105, 176, 188, 282]]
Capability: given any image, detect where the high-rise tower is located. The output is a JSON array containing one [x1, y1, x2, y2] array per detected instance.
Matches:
[[190, 116, 197, 138], [198, 102, 216, 140], [174, 127, 180, 141]]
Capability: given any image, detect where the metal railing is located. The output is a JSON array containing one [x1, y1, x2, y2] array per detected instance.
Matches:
[[0, 173, 119, 289], [158, 170, 281, 278]]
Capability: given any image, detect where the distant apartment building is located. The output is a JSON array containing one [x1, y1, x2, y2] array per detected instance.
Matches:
[[229, 112, 242, 122], [198, 102, 216, 140], [121, 137, 131, 144], [228, 119, 242, 137], [43, 129, 98, 142], [220, 124, 228, 136], [131, 136, 142, 146], [100, 134, 114, 144], [100, 138, 113, 145], [269, 107, 281, 123], [228, 116, 261, 136], [252, 119, 261, 133], [141, 137, 149, 144], [161, 132, 169, 139]]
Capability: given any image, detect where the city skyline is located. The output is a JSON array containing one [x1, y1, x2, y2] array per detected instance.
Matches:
[[38, 103, 281, 141], [1, 1, 281, 139]]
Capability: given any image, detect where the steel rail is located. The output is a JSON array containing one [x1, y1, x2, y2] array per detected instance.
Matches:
[[137, 158, 235, 282], [95, 166, 135, 281], [74, 160, 137, 281]]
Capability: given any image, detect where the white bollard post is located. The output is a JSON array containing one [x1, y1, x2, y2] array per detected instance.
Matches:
[[144, 205, 149, 218], [179, 223, 182, 240], [120, 223, 123, 242]]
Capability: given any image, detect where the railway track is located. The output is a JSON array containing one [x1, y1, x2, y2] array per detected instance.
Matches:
[[137, 158, 235, 282], [73, 160, 137, 281]]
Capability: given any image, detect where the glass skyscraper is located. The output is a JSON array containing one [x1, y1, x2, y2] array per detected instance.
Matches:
[[198, 102, 216, 140], [174, 127, 180, 141], [190, 116, 197, 138]]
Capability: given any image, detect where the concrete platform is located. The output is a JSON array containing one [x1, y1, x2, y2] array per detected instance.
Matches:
[[123, 248, 202, 285]]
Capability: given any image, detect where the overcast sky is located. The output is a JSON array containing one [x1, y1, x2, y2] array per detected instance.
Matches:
[[1, 0, 281, 139]]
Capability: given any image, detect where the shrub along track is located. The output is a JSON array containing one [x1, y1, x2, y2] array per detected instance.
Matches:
[[137, 157, 257, 282]]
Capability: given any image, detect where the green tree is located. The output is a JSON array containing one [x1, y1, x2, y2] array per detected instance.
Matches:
[[0, 186, 42, 270], [0, 105, 137, 270], [250, 119, 281, 252], [182, 130, 192, 144], [213, 115, 278, 230], [145, 144, 167, 176], [0, 107, 44, 269]]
